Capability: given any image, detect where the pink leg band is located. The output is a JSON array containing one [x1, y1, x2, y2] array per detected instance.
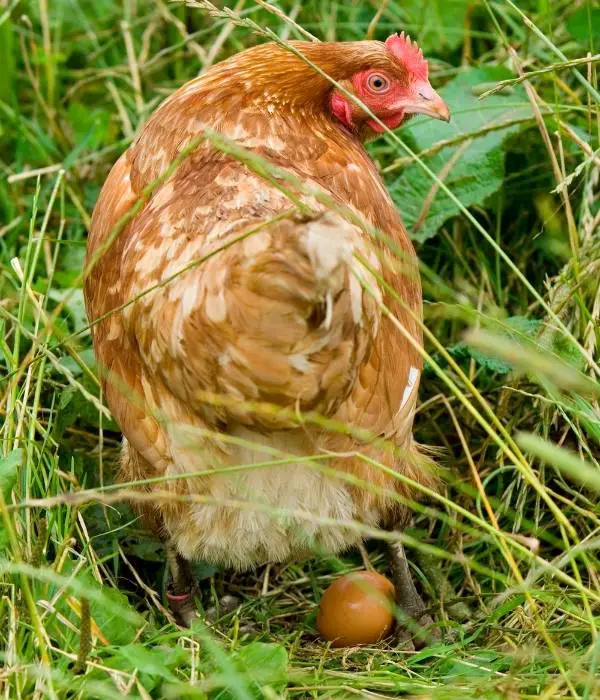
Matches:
[[168, 590, 193, 603]]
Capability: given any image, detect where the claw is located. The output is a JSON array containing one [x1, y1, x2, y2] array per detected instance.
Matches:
[[397, 612, 439, 650]]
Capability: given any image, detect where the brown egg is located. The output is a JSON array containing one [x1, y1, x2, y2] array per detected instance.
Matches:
[[317, 571, 395, 647]]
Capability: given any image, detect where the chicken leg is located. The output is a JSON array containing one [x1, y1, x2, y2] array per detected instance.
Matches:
[[166, 544, 199, 627], [387, 539, 438, 649]]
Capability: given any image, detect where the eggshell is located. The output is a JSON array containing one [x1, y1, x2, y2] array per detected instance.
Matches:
[[316, 571, 395, 647]]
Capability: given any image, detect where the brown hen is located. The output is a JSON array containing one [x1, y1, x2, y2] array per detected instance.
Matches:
[[85, 33, 450, 637]]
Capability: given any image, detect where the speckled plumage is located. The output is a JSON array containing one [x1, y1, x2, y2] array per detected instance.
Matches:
[[85, 39, 438, 570]]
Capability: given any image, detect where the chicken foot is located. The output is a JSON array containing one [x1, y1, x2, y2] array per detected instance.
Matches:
[[165, 545, 244, 628], [387, 539, 438, 649], [166, 545, 199, 627]]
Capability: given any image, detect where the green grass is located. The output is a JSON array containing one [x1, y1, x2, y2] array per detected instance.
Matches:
[[1, 0, 599, 697]]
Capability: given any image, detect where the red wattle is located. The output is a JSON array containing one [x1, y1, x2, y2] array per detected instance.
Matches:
[[330, 92, 354, 130], [367, 111, 405, 133]]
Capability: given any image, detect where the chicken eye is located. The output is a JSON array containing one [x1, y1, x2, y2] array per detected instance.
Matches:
[[367, 74, 390, 93]]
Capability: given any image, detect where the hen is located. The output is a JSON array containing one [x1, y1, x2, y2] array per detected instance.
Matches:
[[85, 33, 450, 635]]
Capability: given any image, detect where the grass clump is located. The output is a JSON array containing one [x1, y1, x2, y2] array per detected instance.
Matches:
[[1, 0, 599, 698]]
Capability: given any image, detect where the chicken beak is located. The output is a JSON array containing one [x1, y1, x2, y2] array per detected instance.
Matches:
[[423, 90, 451, 122], [403, 82, 451, 122]]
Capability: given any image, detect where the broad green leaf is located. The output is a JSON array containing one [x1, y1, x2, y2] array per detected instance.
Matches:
[[566, 8, 600, 43], [65, 103, 115, 164], [402, 0, 472, 53], [57, 348, 96, 377], [54, 242, 87, 289], [0, 449, 22, 500], [90, 585, 140, 646], [46, 288, 88, 333], [48, 567, 140, 647], [103, 643, 186, 693], [53, 384, 118, 440], [190, 623, 256, 700], [391, 67, 532, 241], [113, 643, 186, 682], [376, 0, 472, 53], [198, 640, 288, 699], [235, 642, 288, 688]]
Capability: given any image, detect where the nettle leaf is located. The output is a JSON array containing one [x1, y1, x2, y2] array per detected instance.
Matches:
[[447, 341, 512, 374], [391, 66, 532, 242], [501, 316, 542, 337], [446, 316, 542, 375]]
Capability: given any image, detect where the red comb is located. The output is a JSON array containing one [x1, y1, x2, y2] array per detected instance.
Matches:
[[385, 32, 429, 81]]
